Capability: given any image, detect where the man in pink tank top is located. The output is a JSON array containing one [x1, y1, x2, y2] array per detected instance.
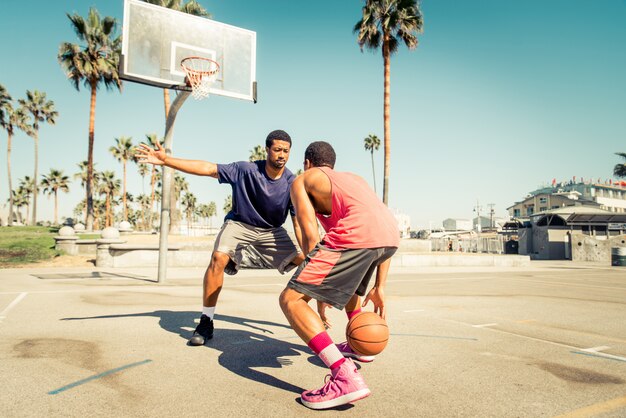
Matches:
[[279, 141, 399, 410]]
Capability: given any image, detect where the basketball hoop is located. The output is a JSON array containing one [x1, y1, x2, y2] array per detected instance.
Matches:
[[181, 57, 220, 100]]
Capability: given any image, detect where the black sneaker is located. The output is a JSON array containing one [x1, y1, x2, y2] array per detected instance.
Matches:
[[189, 314, 214, 346]]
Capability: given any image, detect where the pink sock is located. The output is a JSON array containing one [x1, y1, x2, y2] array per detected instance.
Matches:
[[308, 332, 345, 370], [347, 308, 361, 320]]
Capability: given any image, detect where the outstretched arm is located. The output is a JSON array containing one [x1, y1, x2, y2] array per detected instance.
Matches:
[[135, 142, 218, 178]]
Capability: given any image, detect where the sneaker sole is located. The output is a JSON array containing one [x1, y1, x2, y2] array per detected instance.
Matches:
[[340, 351, 375, 363], [301, 388, 371, 410], [188, 334, 213, 346]]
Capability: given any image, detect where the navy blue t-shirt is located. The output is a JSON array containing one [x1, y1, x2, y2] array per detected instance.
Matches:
[[217, 160, 296, 228]]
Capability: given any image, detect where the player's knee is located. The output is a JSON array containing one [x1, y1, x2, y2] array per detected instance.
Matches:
[[279, 288, 294, 313], [209, 251, 230, 271]]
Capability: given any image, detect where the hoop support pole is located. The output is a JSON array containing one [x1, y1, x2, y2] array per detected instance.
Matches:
[[157, 90, 191, 284]]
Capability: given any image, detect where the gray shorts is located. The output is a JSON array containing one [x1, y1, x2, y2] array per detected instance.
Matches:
[[287, 243, 397, 310], [214, 220, 301, 275]]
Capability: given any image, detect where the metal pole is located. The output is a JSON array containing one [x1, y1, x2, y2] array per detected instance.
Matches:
[[157, 90, 190, 283]]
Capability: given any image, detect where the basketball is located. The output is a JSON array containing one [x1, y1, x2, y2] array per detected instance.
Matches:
[[346, 312, 389, 356]]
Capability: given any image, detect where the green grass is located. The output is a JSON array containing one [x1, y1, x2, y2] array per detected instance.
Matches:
[[0, 226, 61, 266]]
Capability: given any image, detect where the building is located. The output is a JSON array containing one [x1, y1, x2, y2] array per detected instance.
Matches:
[[508, 181, 626, 218], [442, 218, 472, 231], [472, 216, 507, 232], [391, 208, 411, 238], [517, 206, 626, 260]]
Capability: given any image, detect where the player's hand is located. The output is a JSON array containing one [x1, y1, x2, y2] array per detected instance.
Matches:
[[317, 300, 332, 329], [135, 142, 167, 166], [363, 286, 385, 319]]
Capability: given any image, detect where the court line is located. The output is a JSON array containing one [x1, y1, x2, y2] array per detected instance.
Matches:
[[48, 359, 152, 395], [0, 292, 27, 321], [553, 394, 626, 417], [571, 351, 626, 363], [440, 318, 626, 362]]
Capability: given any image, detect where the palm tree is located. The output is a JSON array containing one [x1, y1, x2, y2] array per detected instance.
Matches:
[[1, 89, 31, 226], [73, 199, 86, 221], [363, 134, 381, 193], [207, 201, 217, 228], [74, 161, 102, 223], [136, 161, 150, 195], [145, 134, 163, 228], [249, 144, 267, 162], [354, 0, 424, 205], [224, 194, 232, 214], [181, 192, 197, 232], [40, 169, 70, 224], [58, 7, 122, 231], [17, 176, 34, 224], [18, 90, 58, 224], [10, 188, 29, 224], [99, 170, 121, 227], [614, 153, 626, 178], [109, 136, 134, 221], [0, 85, 10, 122], [136, 194, 151, 230]]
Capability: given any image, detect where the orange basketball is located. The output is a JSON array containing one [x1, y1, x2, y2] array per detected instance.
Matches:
[[346, 312, 389, 356]]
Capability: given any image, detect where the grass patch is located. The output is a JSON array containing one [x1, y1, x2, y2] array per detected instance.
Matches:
[[78, 234, 100, 240], [0, 226, 60, 266]]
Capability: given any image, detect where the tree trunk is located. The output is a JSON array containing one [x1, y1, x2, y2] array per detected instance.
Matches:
[[106, 194, 111, 227], [53, 190, 58, 224], [86, 81, 97, 230], [370, 150, 377, 194], [123, 160, 127, 221], [149, 166, 156, 229], [7, 132, 13, 226], [31, 134, 38, 225], [382, 38, 391, 206], [163, 88, 180, 234]]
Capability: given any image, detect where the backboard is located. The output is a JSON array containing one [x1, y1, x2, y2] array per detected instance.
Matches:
[[120, 0, 257, 102]]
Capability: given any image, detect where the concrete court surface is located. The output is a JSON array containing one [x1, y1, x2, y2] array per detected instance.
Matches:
[[0, 261, 625, 417]]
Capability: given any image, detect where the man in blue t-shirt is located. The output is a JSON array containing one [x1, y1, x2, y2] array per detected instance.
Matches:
[[136, 130, 304, 345]]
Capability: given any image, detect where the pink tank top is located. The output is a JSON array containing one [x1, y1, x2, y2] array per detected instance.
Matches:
[[315, 167, 400, 249]]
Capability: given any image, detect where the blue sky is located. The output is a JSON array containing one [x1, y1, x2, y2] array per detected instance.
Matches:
[[1, 0, 625, 228]]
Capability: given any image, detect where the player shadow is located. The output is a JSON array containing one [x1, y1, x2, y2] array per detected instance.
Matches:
[[60, 309, 348, 400]]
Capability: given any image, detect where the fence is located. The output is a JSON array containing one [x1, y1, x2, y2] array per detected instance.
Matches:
[[431, 235, 505, 254]]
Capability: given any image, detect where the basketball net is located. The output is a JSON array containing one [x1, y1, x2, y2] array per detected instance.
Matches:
[[181, 57, 220, 100]]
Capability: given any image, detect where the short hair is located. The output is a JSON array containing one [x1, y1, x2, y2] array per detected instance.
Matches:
[[304, 141, 336, 169], [266, 130, 292, 148]]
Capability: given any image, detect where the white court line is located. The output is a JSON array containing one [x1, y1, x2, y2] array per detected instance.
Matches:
[[472, 323, 498, 328], [0, 292, 27, 321], [441, 318, 626, 362], [581, 346, 610, 353]]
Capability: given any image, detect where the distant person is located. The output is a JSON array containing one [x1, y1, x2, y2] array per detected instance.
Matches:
[[136, 130, 304, 345], [279, 141, 399, 409]]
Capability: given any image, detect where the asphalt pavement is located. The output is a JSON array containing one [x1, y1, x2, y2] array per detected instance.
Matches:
[[0, 261, 625, 417]]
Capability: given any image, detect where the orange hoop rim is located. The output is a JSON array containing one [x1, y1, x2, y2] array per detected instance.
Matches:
[[180, 56, 220, 77]]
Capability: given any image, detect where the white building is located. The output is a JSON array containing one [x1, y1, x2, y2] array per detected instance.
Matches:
[[442, 218, 472, 231], [391, 208, 411, 238]]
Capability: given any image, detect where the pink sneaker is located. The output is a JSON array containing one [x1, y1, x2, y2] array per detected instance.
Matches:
[[301, 359, 371, 410], [336, 341, 375, 363]]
